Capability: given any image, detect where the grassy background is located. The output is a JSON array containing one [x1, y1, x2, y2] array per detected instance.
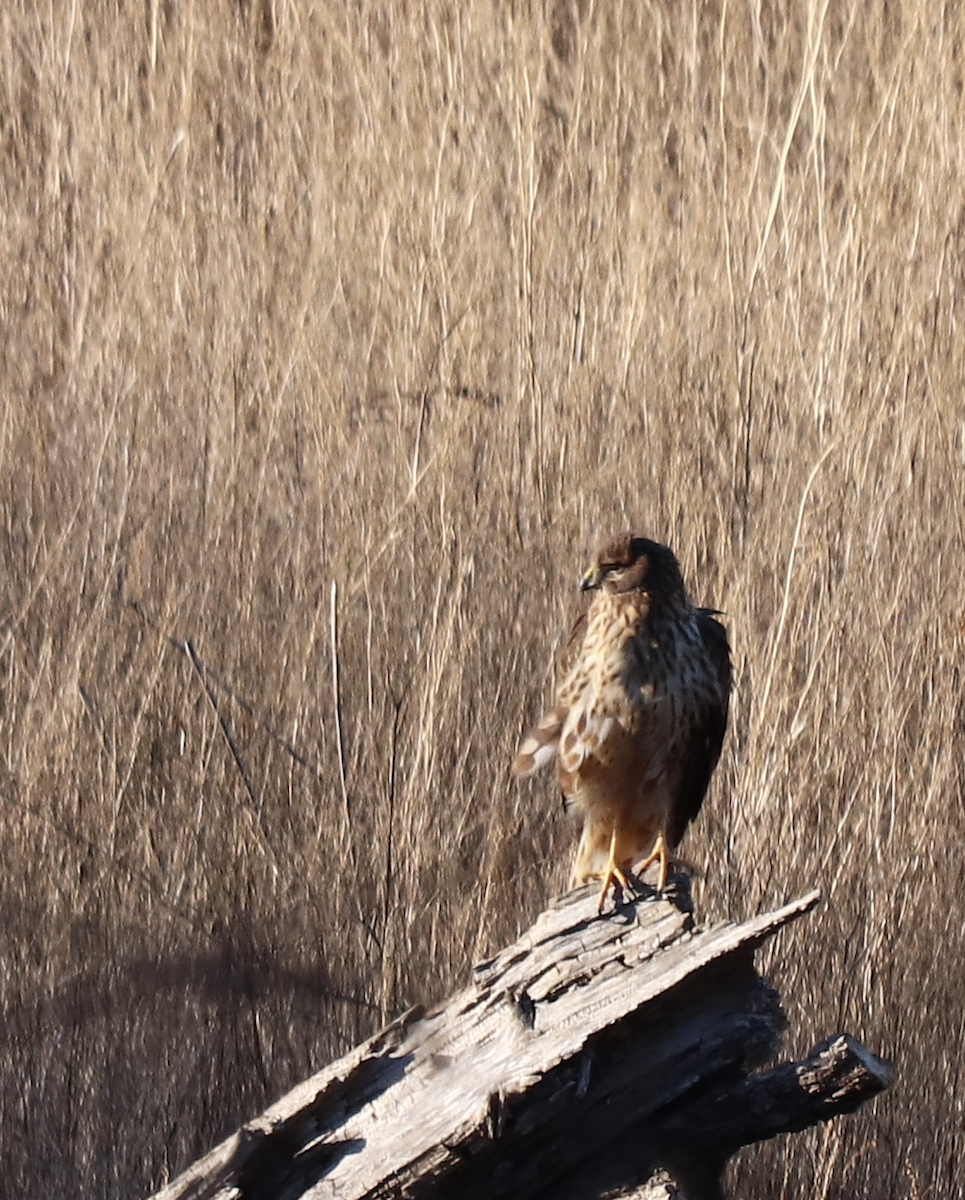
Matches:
[[1, 1, 963, 1195]]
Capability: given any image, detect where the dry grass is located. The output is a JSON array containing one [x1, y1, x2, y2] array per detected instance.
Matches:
[[1, 2, 963, 1195]]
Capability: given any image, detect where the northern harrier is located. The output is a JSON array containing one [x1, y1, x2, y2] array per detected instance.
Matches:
[[512, 535, 731, 911]]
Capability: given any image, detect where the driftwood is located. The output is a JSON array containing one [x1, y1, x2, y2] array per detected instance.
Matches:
[[151, 882, 891, 1200]]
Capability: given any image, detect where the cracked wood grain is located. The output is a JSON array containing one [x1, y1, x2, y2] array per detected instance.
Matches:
[[149, 883, 890, 1200]]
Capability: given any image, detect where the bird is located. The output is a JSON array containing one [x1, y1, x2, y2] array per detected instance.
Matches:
[[512, 534, 731, 912]]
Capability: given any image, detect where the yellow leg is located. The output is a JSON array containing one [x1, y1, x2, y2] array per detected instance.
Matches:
[[636, 832, 670, 893], [597, 827, 631, 914]]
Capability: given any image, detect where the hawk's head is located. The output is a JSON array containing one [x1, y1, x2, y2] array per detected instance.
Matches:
[[580, 534, 687, 604]]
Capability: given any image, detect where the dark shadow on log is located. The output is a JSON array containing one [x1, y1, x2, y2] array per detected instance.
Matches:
[[149, 880, 892, 1200]]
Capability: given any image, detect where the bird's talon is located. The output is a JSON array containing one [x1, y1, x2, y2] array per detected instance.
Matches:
[[595, 829, 635, 914], [636, 833, 672, 895]]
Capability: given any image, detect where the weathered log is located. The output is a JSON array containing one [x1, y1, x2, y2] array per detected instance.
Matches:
[[150, 882, 891, 1200]]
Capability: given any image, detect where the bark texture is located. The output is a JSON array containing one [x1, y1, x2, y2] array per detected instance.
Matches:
[[150, 883, 891, 1200]]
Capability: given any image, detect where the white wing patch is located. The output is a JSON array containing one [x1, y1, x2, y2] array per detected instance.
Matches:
[[558, 689, 618, 774], [515, 735, 559, 773], [511, 705, 566, 778]]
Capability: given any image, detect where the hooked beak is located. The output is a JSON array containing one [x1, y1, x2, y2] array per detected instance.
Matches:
[[580, 565, 603, 593]]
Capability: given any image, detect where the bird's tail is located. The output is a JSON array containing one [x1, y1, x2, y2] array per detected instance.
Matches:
[[511, 705, 566, 778]]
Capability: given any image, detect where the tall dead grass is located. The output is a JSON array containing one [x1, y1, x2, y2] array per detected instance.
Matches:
[[1, 1, 963, 1195]]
